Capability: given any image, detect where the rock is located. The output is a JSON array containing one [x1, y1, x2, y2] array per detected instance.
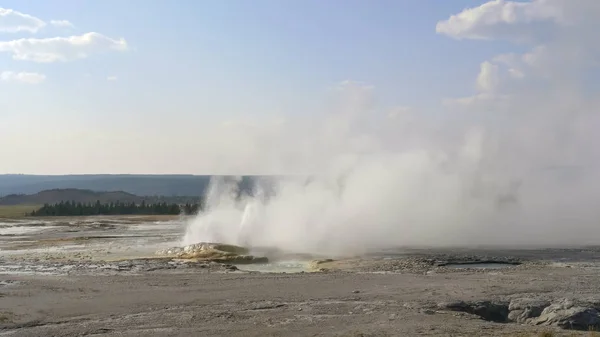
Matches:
[[438, 297, 600, 329], [437, 300, 509, 322], [437, 301, 470, 311], [508, 298, 550, 323], [183, 243, 249, 255], [469, 301, 509, 322], [532, 299, 600, 330], [155, 242, 267, 264], [156, 242, 248, 258]]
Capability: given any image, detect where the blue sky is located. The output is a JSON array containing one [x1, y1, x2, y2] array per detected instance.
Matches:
[[1, 1, 597, 174], [1, 1, 503, 122]]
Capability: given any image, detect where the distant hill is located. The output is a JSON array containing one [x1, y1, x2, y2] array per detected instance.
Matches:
[[0, 188, 200, 206], [0, 174, 260, 197]]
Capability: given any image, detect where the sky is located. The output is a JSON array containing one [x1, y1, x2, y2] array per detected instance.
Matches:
[[0, 0, 599, 175]]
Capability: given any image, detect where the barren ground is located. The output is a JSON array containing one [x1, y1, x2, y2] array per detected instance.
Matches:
[[1, 216, 599, 336]]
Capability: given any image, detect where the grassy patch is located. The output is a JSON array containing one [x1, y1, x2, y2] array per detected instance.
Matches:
[[0, 205, 41, 218]]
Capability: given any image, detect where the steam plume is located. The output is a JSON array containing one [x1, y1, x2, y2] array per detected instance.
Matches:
[[182, 1, 600, 256]]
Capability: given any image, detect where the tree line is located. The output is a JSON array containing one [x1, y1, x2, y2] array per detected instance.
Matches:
[[30, 200, 202, 216]]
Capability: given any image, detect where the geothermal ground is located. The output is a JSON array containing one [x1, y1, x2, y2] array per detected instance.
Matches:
[[1, 216, 600, 336]]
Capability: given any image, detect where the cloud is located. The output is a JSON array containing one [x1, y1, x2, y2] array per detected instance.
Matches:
[[476, 61, 500, 92], [435, 0, 564, 43], [438, 0, 600, 106], [50, 20, 74, 28], [106, 76, 117, 81], [0, 7, 46, 33], [436, 0, 600, 44], [0, 32, 128, 63], [1, 8, 74, 33], [0, 71, 45, 84]]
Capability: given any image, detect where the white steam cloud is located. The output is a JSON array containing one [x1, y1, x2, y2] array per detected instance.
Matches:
[[182, 1, 600, 256]]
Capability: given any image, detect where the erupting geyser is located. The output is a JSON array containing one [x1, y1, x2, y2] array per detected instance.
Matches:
[[180, 23, 600, 255]]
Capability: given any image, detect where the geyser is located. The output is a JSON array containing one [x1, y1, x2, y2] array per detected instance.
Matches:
[[182, 1, 600, 255], [180, 81, 600, 256]]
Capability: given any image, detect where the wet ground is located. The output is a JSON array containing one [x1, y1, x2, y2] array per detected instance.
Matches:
[[1, 216, 600, 336], [0, 216, 318, 275], [0, 216, 184, 262]]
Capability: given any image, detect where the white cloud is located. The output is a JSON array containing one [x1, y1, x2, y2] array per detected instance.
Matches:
[[476, 61, 500, 92], [438, 0, 600, 107], [435, 0, 564, 43], [106, 76, 117, 81], [0, 32, 128, 63], [50, 20, 74, 28], [0, 71, 46, 84], [0, 7, 46, 33], [436, 0, 600, 44]]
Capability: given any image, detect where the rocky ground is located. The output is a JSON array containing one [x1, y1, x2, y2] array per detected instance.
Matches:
[[2, 250, 600, 336], [1, 218, 600, 336]]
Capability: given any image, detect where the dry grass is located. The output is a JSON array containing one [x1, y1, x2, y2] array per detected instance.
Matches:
[[0, 205, 41, 218]]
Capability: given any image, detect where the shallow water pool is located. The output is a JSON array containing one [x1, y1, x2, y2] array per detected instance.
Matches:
[[237, 260, 310, 273]]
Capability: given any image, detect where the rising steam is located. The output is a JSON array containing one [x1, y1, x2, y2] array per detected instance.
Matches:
[[182, 2, 600, 256], [181, 82, 600, 255]]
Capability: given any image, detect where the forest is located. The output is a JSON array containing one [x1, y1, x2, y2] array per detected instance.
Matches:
[[30, 200, 202, 216]]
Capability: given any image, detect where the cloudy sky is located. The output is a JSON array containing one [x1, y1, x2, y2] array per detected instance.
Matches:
[[1, 0, 598, 174]]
